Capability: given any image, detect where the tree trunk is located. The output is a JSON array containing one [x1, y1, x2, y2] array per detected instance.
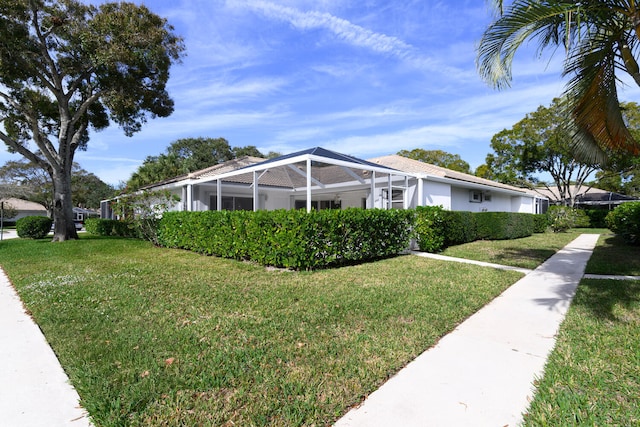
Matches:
[[51, 166, 78, 242]]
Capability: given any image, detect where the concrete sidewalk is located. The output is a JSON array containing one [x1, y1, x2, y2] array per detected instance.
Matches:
[[335, 233, 601, 427], [0, 267, 93, 426]]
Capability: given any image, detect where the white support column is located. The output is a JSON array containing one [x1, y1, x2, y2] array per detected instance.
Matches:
[[418, 177, 424, 207], [387, 174, 392, 209], [253, 170, 259, 212], [217, 179, 222, 211], [404, 176, 409, 209], [306, 158, 312, 213], [186, 184, 193, 211], [370, 171, 376, 209]]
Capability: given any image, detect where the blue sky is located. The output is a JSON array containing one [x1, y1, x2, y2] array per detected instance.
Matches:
[[2, 0, 639, 185]]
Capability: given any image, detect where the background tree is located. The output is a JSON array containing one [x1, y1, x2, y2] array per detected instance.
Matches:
[[126, 138, 269, 190], [478, 1, 640, 163], [485, 98, 600, 206], [397, 149, 471, 173], [0, 159, 115, 212], [0, 0, 185, 241], [71, 167, 115, 209]]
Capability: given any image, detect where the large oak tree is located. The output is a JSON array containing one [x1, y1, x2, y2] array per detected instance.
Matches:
[[0, 0, 185, 240]]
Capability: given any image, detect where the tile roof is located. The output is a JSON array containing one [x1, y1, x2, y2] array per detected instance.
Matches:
[[0, 198, 47, 211], [368, 155, 528, 193]]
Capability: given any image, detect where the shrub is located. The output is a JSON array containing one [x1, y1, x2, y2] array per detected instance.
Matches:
[[158, 208, 414, 270], [533, 214, 549, 233], [16, 216, 52, 239], [85, 218, 137, 237], [475, 212, 535, 240], [572, 209, 591, 228], [606, 202, 640, 245], [546, 206, 576, 232], [414, 206, 446, 252], [441, 210, 477, 247], [583, 209, 609, 228]]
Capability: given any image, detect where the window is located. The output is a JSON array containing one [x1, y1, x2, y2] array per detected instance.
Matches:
[[210, 195, 253, 211], [294, 200, 340, 210], [382, 188, 404, 209], [483, 192, 492, 202], [469, 190, 482, 203]]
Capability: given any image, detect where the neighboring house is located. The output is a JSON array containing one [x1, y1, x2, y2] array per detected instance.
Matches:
[[535, 185, 640, 210], [0, 198, 48, 224], [73, 207, 100, 223], [102, 147, 540, 217]]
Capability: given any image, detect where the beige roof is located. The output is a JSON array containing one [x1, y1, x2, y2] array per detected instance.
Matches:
[[533, 185, 602, 201], [0, 198, 47, 211], [368, 155, 528, 193]]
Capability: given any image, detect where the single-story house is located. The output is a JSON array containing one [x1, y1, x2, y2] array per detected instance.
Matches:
[[0, 198, 48, 224], [102, 147, 543, 218], [534, 185, 639, 210]]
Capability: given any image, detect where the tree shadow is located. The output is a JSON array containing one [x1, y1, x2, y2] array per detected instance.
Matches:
[[492, 247, 557, 268], [575, 279, 640, 322]]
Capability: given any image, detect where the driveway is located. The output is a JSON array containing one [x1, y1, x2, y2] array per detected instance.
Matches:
[[0, 230, 18, 240]]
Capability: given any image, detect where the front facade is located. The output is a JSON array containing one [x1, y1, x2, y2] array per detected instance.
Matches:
[[102, 147, 539, 218]]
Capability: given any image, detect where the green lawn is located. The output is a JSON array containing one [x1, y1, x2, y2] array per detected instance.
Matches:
[[0, 236, 522, 426], [4, 229, 638, 426], [522, 232, 640, 425], [440, 229, 606, 269]]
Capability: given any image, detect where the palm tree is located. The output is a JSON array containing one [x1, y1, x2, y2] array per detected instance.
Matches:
[[477, 0, 640, 164]]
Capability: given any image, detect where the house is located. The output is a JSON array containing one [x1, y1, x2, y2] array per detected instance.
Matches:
[[0, 198, 48, 225], [101, 147, 540, 217], [534, 185, 639, 210]]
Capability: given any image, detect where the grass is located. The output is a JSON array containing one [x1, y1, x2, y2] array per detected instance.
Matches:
[[585, 232, 640, 276], [0, 236, 523, 426], [522, 232, 640, 426], [440, 229, 607, 269], [522, 278, 640, 425]]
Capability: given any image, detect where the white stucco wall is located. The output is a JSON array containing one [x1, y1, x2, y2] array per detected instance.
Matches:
[[423, 181, 451, 210]]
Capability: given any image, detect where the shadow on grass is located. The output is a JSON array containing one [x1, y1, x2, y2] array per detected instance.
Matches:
[[587, 234, 640, 276], [576, 279, 640, 322], [492, 247, 557, 267]]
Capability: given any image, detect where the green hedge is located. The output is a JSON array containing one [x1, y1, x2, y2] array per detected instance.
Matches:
[[85, 218, 138, 238], [533, 214, 549, 233], [441, 210, 477, 247], [16, 216, 52, 239], [583, 209, 609, 228], [157, 208, 414, 270], [475, 212, 535, 240], [414, 209, 539, 252], [414, 206, 446, 252], [606, 202, 640, 245]]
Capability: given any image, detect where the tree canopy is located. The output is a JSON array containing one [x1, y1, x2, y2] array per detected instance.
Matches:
[[0, 158, 114, 212], [397, 149, 471, 174], [478, 0, 640, 163], [126, 138, 269, 191], [482, 98, 600, 206], [0, 0, 185, 240]]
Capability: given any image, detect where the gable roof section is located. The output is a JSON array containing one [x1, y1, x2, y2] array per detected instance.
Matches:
[[535, 185, 639, 203], [1, 198, 47, 212], [369, 155, 528, 194], [247, 147, 397, 171]]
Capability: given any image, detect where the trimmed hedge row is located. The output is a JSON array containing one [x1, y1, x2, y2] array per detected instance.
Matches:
[[156, 208, 414, 270], [414, 206, 542, 252], [606, 202, 640, 245], [84, 218, 138, 237]]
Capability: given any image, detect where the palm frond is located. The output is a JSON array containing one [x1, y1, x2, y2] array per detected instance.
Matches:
[[563, 29, 640, 163], [477, 1, 581, 89]]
